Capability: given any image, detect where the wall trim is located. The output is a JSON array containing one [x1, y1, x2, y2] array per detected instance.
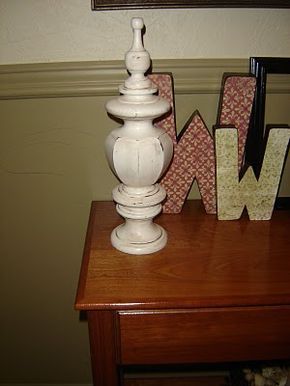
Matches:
[[0, 59, 289, 100]]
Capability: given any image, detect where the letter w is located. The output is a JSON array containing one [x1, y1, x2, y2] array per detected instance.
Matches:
[[150, 74, 256, 214], [216, 127, 290, 220]]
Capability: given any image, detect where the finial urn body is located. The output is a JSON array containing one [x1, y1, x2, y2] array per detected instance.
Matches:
[[105, 17, 173, 255]]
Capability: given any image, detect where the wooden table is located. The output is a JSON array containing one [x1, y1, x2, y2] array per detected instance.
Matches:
[[75, 201, 290, 386]]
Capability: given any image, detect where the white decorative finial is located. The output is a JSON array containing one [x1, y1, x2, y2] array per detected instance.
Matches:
[[105, 18, 173, 255], [131, 17, 144, 51], [124, 17, 152, 91]]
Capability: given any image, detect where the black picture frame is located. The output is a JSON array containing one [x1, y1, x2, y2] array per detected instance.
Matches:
[[92, 0, 290, 10], [245, 57, 290, 209]]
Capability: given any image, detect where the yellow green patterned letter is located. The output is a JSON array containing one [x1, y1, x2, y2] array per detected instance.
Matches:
[[216, 127, 290, 220]]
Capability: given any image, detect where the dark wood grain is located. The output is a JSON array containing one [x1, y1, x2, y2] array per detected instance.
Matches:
[[92, 0, 290, 10], [75, 201, 290, 311], [87, 311, 120, 386], [76, 200, 290, 385], [119, 307, 290, 364]]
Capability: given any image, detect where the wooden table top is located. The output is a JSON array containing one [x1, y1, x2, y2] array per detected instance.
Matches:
[[75, 200, 290, 311]]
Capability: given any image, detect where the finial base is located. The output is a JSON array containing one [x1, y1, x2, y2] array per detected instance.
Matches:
[[111, 184, 167, 255], [111, 223, 167, 255]]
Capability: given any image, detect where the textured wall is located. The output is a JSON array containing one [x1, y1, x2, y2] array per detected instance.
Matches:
[[0, 0, 290, 64]]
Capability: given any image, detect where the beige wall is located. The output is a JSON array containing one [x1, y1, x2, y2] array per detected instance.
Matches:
[[0, 0, 290, 64], [1, 1, 290, 384]]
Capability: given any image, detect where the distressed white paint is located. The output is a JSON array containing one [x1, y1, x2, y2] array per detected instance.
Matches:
[[105, 18, 173, 254], [0, 0, 290, 64]]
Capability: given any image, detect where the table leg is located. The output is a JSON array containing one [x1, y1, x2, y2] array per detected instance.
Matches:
[[88, 310, 121, 386]]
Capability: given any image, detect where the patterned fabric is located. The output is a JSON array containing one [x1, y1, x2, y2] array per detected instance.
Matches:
[[150, 74, 177, 145], [219, 75, 256, 170], [244, 366, 290, 386], [215, 127, 290, 220], [149, 73, 256, 214]]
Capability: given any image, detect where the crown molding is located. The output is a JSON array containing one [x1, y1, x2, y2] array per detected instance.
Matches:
[[0, 59, 289, 100]]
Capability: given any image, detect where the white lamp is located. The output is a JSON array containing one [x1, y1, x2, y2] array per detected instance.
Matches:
[[105, 17, 173, 255]]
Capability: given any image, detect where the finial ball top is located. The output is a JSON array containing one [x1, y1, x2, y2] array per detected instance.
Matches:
[[131, 17, 144, 30]]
